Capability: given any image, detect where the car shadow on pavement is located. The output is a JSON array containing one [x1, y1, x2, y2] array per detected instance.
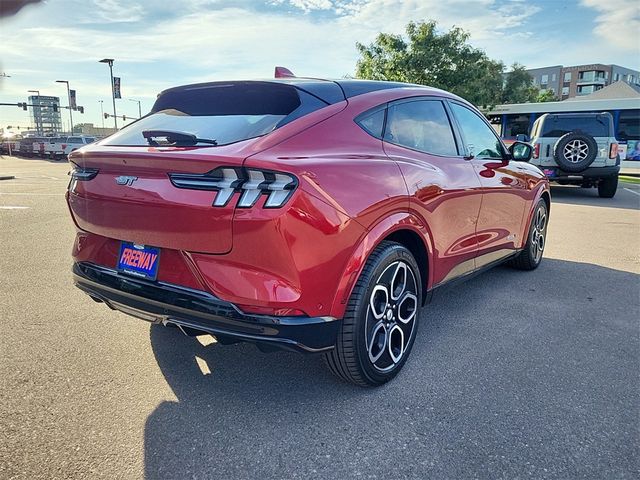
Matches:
[[144, 259, 639, 479], [550, 184, 640, 210]]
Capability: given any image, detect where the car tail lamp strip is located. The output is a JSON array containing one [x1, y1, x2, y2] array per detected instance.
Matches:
[[169, 167, 298, 208], [609, 143, 618, 159], [533, 143, 540, 159], [70, 166, 99, 180]]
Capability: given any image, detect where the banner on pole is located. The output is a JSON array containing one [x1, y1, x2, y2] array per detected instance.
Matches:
[[69, 89, 77, 109], [113, 77, 121, 99]]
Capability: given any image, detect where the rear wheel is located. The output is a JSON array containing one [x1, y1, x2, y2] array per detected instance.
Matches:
[[509, 199, 548, 271], [324, 241, 422, 387], [598, 176, 618, 198]]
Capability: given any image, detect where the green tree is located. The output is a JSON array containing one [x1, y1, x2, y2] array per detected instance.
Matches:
[[535, 89, 557, 102], [355, 21, 504, 108], [502, 63, 538, 103]]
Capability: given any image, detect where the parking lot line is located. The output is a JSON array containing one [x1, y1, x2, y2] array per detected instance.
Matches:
[[623, 188, 640, 196], [0, 206, 30, 209], [0, 192, 62, 196]]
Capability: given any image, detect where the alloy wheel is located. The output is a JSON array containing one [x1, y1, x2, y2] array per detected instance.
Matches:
[[365, 261, 418, 372], [530, 205, 547, 263], [563, 139, 589, 163]]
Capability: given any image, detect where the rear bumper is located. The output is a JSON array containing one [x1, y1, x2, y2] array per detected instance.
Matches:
[[73, 262, 339, 353], [543, 165, 619, 180]]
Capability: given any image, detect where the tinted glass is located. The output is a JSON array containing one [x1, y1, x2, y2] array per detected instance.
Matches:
[[356, 109, 385, 138], [504, 114, 530, 138], [384, 100, 457, 156], [617, 110, 640, 141], [450, 103, 504, 159], [541, 116, 610, 138], [103, 83, 305, 147]]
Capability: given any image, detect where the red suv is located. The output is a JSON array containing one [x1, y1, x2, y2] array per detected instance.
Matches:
[[68, 74, 550, 386]]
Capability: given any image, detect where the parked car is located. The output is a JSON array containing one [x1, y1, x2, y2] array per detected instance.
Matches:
[[47, 135, 96, 160], [67, 75, 550, 386], [1, 138, 20, 155], [522, 112, 619, 198]]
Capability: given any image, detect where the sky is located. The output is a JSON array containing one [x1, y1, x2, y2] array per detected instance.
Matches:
[[0, 0, 638, 131]]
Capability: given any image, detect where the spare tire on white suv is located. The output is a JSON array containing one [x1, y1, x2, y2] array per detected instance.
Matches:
[[528, 112, 620, 198]]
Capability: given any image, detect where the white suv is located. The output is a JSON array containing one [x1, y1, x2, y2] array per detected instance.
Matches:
[[526, 113, 619, 198]]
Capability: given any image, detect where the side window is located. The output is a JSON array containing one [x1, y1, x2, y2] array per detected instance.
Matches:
[[355, 109, 385, 138], [383, 100, 458, 156], [450, 103, 504, 159]]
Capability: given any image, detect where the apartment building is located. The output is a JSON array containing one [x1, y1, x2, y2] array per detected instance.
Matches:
[[525, 63, 639, 100]]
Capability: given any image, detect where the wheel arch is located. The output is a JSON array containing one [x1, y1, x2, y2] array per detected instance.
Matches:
[[329, 212, 434, 319]]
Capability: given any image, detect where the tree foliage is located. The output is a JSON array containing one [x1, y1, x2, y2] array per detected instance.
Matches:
[[502, 63, 538, 104], [356, 21, 504, 107], [535, 89, 557, 103], [356, 21, 550, 107]]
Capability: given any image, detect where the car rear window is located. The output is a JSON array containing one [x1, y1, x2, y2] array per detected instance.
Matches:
[[541, 116, 610, 138], [102, 82, 328, 147]]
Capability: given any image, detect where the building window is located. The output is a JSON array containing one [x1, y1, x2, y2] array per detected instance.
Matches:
[[562, 86, 569, 96], [614, 73, 620, 81], [630, 75, 636, 83], [541, 74, 549, 85], [564, 71, 572, 82], [551, 73, 556, 82]]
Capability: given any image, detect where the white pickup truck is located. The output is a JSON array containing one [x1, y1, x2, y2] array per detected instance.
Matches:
[[45, 136, 96, 160]]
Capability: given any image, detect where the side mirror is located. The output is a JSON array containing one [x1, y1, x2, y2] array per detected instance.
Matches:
[[515, 133, 529, 142], [509, 141, 533, 162]]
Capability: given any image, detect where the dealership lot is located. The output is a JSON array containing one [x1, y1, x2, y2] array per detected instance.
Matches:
[[1, 156, 638, 479]]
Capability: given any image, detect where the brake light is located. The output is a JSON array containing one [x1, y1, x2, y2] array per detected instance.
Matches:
[[533, 143, 540, 159], [61, 144, 67, 150], [609, 143, 618, 159], [169, 167, 298, 209], [69, 166, 99, 180]]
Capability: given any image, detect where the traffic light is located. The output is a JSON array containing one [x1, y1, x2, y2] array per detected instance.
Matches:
[[52, 104, 58, 112], [78, 106, 84, 114], [18, 102, 27, 111], [122, 115, 126, 121], [104, 113, 109, 119]]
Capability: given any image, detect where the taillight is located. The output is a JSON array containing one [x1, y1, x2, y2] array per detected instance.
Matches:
[[533, 143, 540, 159], [169, 167, 298, 209], [609, 143, 618, 159], [62, 144, 67, 150], [69, 166, 99, 180]]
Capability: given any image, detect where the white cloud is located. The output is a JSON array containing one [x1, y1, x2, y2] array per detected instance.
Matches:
[[581, 0, 640, 50]]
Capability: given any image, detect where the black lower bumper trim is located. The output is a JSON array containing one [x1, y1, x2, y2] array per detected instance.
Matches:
[[73, 262, 339, 353], [547, 165, 619, 179]]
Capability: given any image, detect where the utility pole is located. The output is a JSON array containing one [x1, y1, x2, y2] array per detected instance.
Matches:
[[99, 58, 117, 129], [55, 80, 73, 134], [128, 98, 142, 118], [99, 100, 105, 128]]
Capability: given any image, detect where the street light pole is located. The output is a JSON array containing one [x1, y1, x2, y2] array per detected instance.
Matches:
[[55, 80, 73, 134], [27, 89, 40, 134], [99, 58, 117, 129], [99, 100, 105, 129], [128, 98, 142, 118]]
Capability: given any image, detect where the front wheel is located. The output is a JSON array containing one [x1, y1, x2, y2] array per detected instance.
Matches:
[[598, 176, 618, 198], [324, 241, 422, 387], [509, 199, 548, 271]]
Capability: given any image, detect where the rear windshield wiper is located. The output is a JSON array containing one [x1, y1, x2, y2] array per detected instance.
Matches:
[[142, 130, 218, 146]]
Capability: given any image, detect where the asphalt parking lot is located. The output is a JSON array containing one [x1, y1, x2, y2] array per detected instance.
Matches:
[[1, 155, 639, 480]]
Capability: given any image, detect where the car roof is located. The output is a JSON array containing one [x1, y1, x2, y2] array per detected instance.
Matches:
[[157, 78, 438, 106]]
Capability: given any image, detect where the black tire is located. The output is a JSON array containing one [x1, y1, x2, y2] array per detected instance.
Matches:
[[598, 175, 618, 198], [509, 199, 548, 271], [553, 132, 598, 173], [324, 241, 422, 387]]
